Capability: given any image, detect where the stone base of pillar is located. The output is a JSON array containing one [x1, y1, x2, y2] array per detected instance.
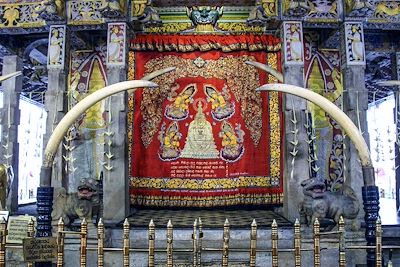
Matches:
[[36, 186, 54, 237], [362, 185, 380, 267]]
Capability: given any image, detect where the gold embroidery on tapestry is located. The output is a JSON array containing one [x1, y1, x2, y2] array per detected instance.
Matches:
[[267, 52, 281, 180]]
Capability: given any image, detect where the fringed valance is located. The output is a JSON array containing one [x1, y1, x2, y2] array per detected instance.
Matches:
[[130, 34, 281, 52]]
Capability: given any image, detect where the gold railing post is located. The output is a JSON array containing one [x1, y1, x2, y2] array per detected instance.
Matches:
[[27, 217, 35, 267], [250, 219, 257, 267], [148, 219, 155, 267], [192, 219, 198, 267], [313, 218, 320, 267], [272, 219, 278, 267], [198, 217, 203, 266], [222, 218, 230, 267], [123, 218, 130, 267], [97, 218, 104, 267], [338, 216, 346, 267], [0, 218, 6, 267], [57, 217, 65, 267], [375, 217, 382, 267], [166, 220, 173, 267], [80, 218, 88, 267], [294, 219, 301, 267]]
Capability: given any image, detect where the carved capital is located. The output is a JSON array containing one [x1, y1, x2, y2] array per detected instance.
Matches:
[[247, 0, 278, 25], [35, 0, 65, 21], [186, 6, 223, 32], [99, 0, 126, 18], [131, 0, 162, 27], [131, 0, 148, 17]]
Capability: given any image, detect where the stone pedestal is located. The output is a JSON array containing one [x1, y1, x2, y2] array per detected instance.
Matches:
[[282, 65, 309, 221], [102, 67, 129, 224], [281, 21, 308, 221], [342, 22, 378, 267], [44, 69, 68, 189], [342, 65, 369, 204], [0, 55, 22, 212]]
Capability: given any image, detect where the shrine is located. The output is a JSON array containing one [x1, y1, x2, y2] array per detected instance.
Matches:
[[0, 0, 399, 266]]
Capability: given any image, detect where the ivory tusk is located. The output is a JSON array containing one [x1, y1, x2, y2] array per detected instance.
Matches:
[[257, 83, 372, 167], [43, 80, 157, 170], [245, 61, 284, 83], [127, 67, 176, 94], [142, 67, 176, 81], [0, 71, 22, 82]]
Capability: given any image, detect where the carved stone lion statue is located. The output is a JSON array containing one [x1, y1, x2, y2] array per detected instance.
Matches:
[[52, 178, 101, 227], [0, 164, 14, 211], [300, 177, 360, 230]]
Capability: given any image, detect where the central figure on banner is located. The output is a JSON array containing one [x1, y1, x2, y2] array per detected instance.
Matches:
[[180, 100, 219, 159]]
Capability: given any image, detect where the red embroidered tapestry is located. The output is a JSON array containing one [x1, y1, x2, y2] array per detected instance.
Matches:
[[128, 34, 284, 207]]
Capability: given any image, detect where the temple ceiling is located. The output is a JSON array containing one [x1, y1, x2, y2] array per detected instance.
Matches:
[[0, 1, 398, 104], [365, 51, 394, 103], [152, 0, 253, 6]]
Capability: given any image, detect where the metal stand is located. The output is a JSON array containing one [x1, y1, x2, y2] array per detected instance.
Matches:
[[35, 186, 54, 267], [362, 185, 380, 267]]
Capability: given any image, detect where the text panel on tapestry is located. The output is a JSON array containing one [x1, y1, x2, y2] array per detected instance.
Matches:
[[129, 49, 283, 207]]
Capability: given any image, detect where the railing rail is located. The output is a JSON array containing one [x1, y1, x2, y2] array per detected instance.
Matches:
[[0, 215, 388, 266]]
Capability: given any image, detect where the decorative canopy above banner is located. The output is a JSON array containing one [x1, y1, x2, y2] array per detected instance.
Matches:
[[128, 34, 284, 208], [130, 34, 281, 53]]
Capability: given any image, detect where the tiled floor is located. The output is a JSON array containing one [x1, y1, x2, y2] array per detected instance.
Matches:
[[127, 209, 292, 228]]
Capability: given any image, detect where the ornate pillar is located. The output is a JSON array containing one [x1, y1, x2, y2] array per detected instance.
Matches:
[[0, 55, 22, 212], [342, 22, 378, 267], [103, 22, 129, 223], [37, 25, 68, 240], [396, 52, 400, 216], [44, 25, 68, 188], [281, 21, 308, 221]]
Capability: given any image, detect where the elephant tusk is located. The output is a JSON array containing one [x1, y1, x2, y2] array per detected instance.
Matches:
[[42, 80, 157, 172], [127, 67, 176, 94], [245, 61, 284, 83], [0, 71, 22, 82], [257, 83, 372, 168], [142, 67, 176, 81]]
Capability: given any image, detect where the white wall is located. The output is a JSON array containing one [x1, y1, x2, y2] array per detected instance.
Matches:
[[367, 94, 396, 198], [17, 96, 47, 204]]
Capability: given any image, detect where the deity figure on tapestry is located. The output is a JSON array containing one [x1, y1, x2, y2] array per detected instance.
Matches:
[[285, 23, 303, 63], [346, 24, 365, 63], [81, 59, 107, 130], [350, 26, 363, 61], [67, 51, 108, 186], [158, 122, 182, 161], [219, 121, 245, 162], [181, 101, 219, 159], [165, 84, 197, 121], [304, 32, 345, 190], [48, 27, 64, 66], [204, 85, 235, 121], [107, 23, 125, 64]]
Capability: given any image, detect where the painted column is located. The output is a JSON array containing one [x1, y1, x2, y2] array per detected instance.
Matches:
[[0, 55, 22, 212], [103, 22, 129, 223], [396, 52, 400, 216], [342, 22, 378, 267], [44, 25, 68, 189], [281, 21, 308, 221], [37, 25, 67, 241]]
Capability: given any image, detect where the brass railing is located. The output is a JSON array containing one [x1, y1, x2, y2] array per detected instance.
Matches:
[[0, 216, 390, 266]]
